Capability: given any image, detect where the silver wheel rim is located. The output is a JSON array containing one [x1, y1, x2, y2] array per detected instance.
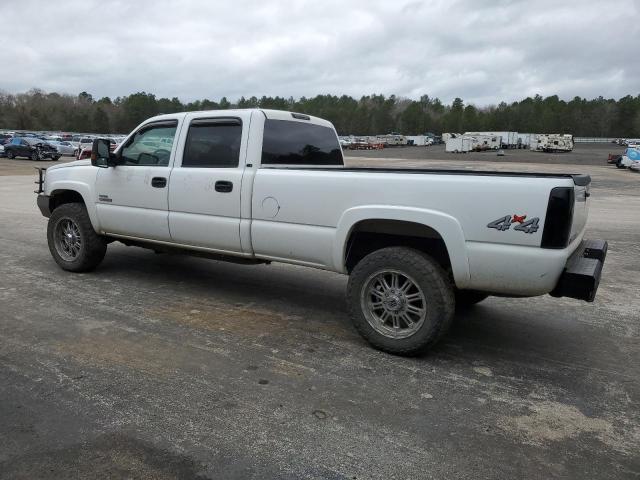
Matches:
[[54, 218, 82, 261], [360, 269, 427, 339]]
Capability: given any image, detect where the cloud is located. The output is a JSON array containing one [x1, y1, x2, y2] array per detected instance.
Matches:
[[2, 0, 638, 105]]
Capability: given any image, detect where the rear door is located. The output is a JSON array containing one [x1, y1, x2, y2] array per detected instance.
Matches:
[[167, 114, 247, 253], [95, 120, 178, 241]]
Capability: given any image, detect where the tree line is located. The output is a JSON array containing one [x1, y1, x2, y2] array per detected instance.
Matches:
[[1, 89, 639, 137]]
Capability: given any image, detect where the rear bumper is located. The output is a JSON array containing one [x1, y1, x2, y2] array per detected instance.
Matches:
[[550, 239, 607, 302], [37, 194, 52, 218]]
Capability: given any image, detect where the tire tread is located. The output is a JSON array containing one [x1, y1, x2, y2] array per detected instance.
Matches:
[[47, 203, 107, 272], [347, 247, 455, 356]]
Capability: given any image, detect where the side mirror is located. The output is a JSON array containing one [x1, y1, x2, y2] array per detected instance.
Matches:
[[91, 138, 116, 167]]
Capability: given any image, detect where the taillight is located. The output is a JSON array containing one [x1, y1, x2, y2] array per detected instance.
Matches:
[[541, 187, 574, 249]]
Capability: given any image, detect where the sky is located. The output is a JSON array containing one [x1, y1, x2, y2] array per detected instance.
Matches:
[[2, 0, 639, 106]]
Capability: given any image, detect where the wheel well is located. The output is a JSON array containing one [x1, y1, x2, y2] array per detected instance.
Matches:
[[345, 219, 452, 273], [50, 190, 85, 211]]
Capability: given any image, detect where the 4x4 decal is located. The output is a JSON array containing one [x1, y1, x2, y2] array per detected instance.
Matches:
[[488, 214, 540, 234]]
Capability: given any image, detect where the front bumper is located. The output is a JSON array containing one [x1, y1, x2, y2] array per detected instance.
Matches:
[[37, 194, 52, 218], [550, 239, 608, 302]]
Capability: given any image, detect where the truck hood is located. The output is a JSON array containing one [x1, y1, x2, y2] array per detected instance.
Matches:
[[46, 159, 92, 171]]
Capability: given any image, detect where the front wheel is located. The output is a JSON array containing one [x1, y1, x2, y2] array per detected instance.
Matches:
[[31, 150, 40, 161], [47, 203, 107, 272], [7, 150, 15, 159], [52, 155, 60, 161], [347, 247, 455, 356]]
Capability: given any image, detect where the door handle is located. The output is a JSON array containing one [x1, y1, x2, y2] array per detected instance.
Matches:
[[151, 177, 167, 188], [215, 180, 233, 193]]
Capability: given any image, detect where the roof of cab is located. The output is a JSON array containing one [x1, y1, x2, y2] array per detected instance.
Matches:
[[144, 109, 334, 129]]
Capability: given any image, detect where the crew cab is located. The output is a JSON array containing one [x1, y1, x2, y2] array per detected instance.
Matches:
[[35, 109, 607, 355]]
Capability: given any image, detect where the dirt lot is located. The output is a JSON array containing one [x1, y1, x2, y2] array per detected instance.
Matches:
[[347, 142, 625, 165], [0, 148, 638, 479]]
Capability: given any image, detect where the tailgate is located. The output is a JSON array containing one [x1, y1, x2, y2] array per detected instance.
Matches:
[[570, 181, 589, 243]]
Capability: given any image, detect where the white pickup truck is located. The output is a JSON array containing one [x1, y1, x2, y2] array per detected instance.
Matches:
[[35, 109, 607, 355]]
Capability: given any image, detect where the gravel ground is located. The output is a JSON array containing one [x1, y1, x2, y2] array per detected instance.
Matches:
[[0, 152, 638, 479], [346, 142, 625, 165]]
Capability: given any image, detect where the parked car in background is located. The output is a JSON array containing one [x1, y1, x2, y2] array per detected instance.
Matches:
[[4, 137, 60, 161], [77, 146, 92, 160], [74, 137, 95, 156], [48, 140, 76, 156], [616, 147, 640, 168], [69, 135, 82, 150]]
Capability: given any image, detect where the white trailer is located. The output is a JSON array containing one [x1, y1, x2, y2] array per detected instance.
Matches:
[[407, 135, 427, 146], [517, 133, 532, 149], [465, 131, 518, 149], [376, 134, 408, 146], [467, 135, 501, 151], [445, 136, 472, 153], [533, 134, 574, 152]]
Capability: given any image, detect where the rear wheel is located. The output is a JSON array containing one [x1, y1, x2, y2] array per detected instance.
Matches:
[[52, 155, 60, 161], [7, 150, 15, 159], [31, 150, 40, 161], [347, 247, 455, 356], [47, 203, 107, 272]]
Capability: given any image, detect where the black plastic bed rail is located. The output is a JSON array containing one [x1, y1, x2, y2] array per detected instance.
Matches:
[[34, 167, 46, 194], [269, 166, 592, 184]]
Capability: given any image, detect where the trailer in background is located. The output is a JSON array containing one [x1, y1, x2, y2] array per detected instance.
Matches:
[[464, 131, 518, 149], [467, 134, 501, 151], [445, 136, 472, 153], [532, 134, 574, 152], [407, 135, 426, 146], [376, 133, 408, 146], [442, 133, 459, 143], [517, 133, 533, 149]]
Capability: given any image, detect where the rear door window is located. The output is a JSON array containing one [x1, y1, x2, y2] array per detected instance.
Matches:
[[261, 119, 342, 166], [182, 119, 242, 168]]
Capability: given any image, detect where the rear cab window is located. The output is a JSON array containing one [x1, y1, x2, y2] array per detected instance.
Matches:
[[261, 118, 343, 166]]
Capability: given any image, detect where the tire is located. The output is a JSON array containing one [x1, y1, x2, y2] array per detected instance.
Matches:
[[31, 150, 40, 161], [52, 156, 60, 161], [347, 247, 455, 356], [47, 203, 107, 272], [455, 290, 490, 308], [7, 150, 15, 159]]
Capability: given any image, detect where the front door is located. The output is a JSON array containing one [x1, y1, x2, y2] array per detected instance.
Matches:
[[168, 115, 245, 252], [95, 120, 178, 241]]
